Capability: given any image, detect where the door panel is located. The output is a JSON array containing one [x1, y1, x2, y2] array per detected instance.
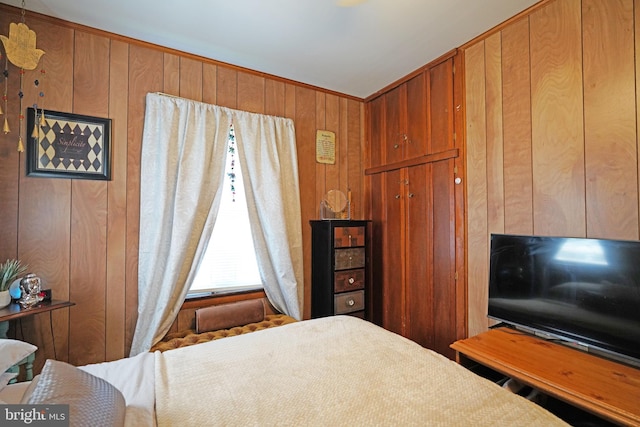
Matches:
[[405, 164, 434, 348], [384, 85, 406, 165], [406, 72, 428, 159], [382, 169, 405, 335], [431, 159, 456, 358], [430, 58, 454, 154], [369, 174, 384, 324]]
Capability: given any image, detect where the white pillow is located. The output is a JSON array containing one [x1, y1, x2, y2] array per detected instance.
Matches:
[[0, 371, 18, 392], [0, 339, 37, 374], [24, 360, 126, 427]]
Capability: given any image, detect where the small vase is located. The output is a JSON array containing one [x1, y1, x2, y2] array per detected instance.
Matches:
[[0, 290, 11, 309]]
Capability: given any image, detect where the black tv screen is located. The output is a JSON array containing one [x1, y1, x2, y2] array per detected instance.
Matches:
[[488, 233, 640, 367]]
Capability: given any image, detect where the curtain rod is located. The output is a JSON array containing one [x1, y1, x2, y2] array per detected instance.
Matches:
[[154, 92, 180, 98], [150, 92, 292, 122]]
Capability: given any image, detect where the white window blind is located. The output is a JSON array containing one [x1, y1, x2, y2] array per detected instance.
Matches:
[[189, 126, 262, 295]]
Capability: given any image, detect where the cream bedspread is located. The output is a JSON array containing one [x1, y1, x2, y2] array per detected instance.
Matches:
[[155, 316, 568, 426]]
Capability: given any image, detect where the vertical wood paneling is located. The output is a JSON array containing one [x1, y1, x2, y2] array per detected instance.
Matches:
[[382, 170, 405, 334], [485, 33, 505, 235], [369, 173, 384, 323], [530, 0, 585, 237], [237, 71, 265, 114], [295, 86, 316, 320], [106, 40, 129, 361], [465, 0, 640, 338], [179, 57, 202, 102], [264, 79, 285, 117], [126, 45, 164, 356], [325, 94, 341, 192], [217, 67, 237, 109], [339, 98, 349, 197], [464, 41, 489, 337], [384, 85, 405, 165], [0, 4, 364, 363], [583, 0, 638, 239], [347, 99, 362, 218], [202, 63, 217, 105], [405, 164, 432, 347], [0, 12, 19, 262], [163, 53, 180, 96], [405, 73, 427, 158], [637, 0, 640, 228], [452, 52, 467, 341], [70, 32, 110, 366], [432, 159, 456, 359], [429, 59, 454, 153], [502, 18, 534, 235], [17, 20, 74, 369], [285, 83, 296, 120], [314, 92, 325, 215], [73, 32, 110, 113]]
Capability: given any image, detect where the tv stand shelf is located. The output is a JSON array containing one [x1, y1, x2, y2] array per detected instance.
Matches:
[[451, 327, 640, 426]]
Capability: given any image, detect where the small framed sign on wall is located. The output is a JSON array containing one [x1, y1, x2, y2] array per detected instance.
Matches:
[[315, 129, 335, 165], [26, 108, 112, 180]]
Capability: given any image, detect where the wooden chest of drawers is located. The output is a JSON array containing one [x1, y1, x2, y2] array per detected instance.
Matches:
[[310, 220, 370, 319]]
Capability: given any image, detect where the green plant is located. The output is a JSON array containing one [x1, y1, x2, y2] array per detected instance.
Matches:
[[0, 259, 28, 292]]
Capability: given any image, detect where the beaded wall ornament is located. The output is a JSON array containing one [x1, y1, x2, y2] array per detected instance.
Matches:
[[30, 68, 46, 141], [0, 0, 45, 151], [228, 124, 237, 202], [2, 53, 8, 134]]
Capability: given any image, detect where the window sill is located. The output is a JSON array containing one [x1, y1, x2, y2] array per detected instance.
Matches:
[[182, 288, 266, 310]]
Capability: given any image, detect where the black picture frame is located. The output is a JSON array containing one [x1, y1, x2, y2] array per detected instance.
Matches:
[[26, 108, 112, 180]]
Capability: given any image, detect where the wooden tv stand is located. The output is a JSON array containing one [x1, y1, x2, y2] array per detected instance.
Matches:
[[451, 327, 640, 426]]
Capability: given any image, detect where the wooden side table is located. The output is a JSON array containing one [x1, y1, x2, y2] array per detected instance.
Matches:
[[0, 299, 75, 338], [451, 327, 640, 426], [0, 299, 74, 382]]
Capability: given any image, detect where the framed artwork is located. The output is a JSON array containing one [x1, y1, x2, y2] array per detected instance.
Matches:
[[26, 108, 112, 180]]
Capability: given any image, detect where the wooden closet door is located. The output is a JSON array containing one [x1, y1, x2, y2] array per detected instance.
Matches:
[[405, 72, 428, 159], [384, 85, 407, 165], [369, 173, 385, 324], [431, 158, 457, 358], [429, 57, 454, 154], [381, 169, 405, 335], [405, 164, 434, 348], [368, 95, 385, 169]]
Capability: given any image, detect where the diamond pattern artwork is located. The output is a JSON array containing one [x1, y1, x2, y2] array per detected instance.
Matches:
[[26, 108, 111, 180], [38, 118, 103, 173]]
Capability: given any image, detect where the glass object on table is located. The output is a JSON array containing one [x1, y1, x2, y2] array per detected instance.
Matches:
[[19, 274, 43, 308]]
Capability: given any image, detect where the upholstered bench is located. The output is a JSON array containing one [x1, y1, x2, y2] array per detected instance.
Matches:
[[151, 299, 297, 352]]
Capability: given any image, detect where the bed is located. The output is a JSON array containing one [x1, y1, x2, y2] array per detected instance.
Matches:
[[0, 316, 568, 426]]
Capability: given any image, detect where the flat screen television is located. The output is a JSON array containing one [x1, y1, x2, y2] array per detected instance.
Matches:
[[488, 233, 640, 368]]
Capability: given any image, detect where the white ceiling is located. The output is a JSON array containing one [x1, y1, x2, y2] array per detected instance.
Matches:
[[1, 0, 539, 99]]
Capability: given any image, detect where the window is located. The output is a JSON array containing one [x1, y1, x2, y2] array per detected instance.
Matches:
[[188, 125, 262, 296]]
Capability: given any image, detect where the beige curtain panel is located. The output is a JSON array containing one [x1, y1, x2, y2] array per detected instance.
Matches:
[[130, 93, 302, 356]]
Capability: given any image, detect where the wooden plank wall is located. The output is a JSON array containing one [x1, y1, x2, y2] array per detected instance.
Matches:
[[463, 0, 639, 336], [0, 5, 364, 368]]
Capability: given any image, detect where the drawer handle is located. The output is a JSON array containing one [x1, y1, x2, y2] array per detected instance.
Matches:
[[346, 299, 355, 307], [348, 277, 355, 284]]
